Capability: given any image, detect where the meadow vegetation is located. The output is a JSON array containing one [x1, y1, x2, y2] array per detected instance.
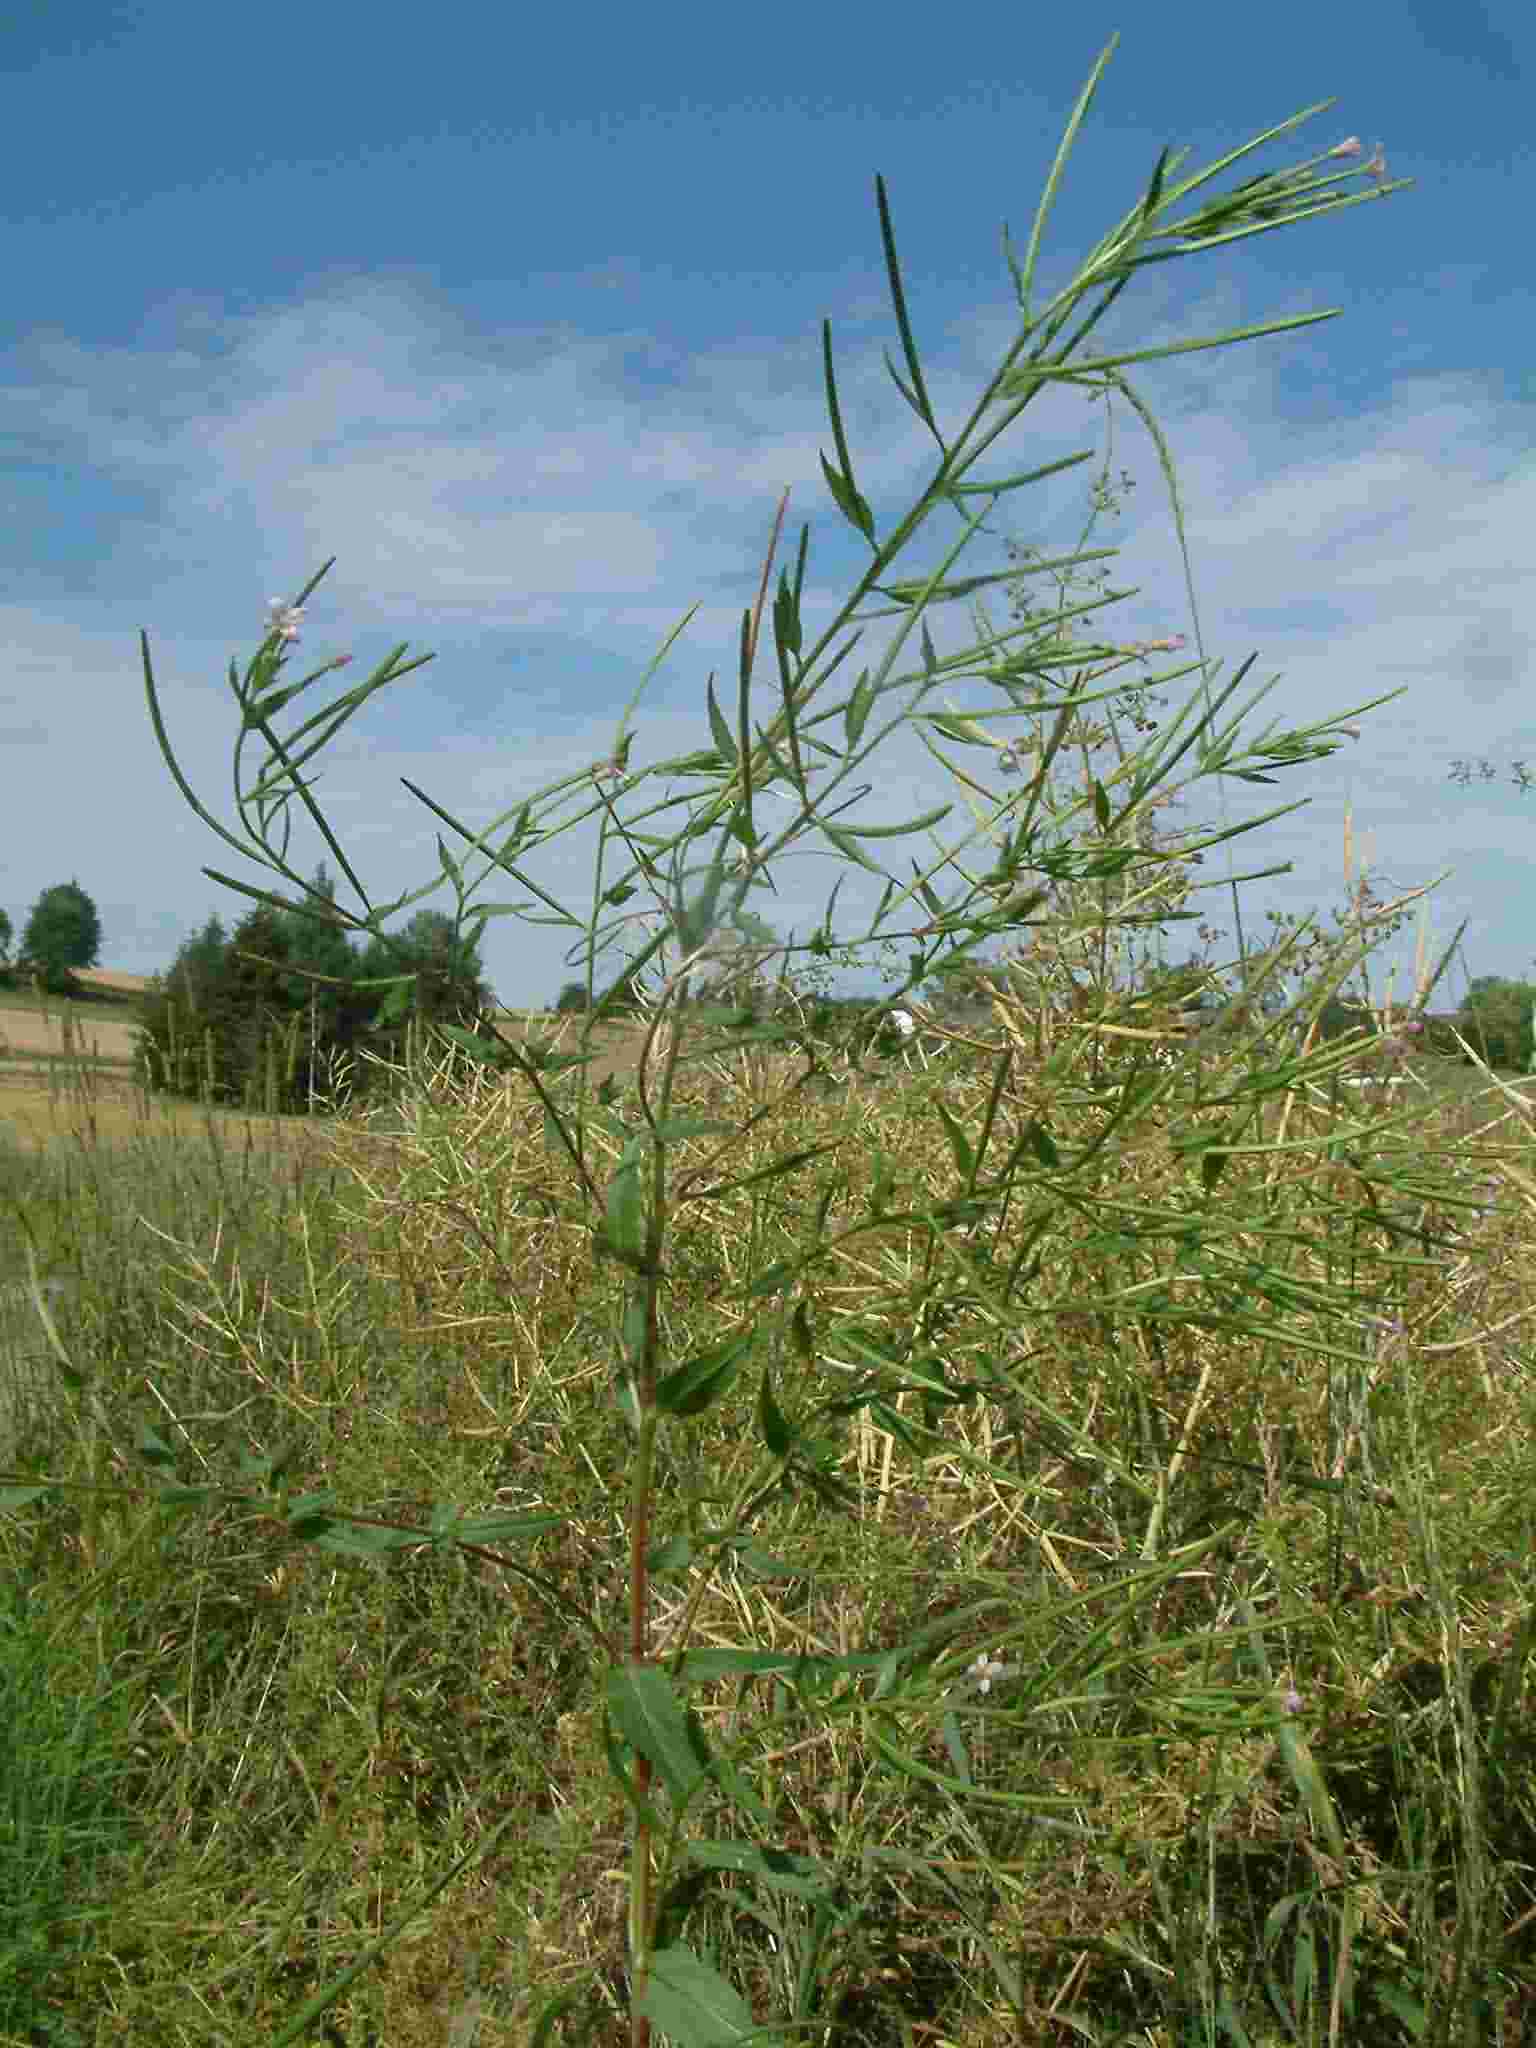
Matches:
[[2, 40, 1534, 2048]]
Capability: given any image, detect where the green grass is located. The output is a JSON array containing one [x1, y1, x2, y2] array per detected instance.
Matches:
[[0, 1023, 1533, 2045], [0, 1569, 140, 2046]]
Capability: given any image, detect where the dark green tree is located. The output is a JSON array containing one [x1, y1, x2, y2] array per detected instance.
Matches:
[[18, 880, 102, 993], [270, 864, 369, 1108], [556, 980, 590, 1013], [349, 908, 498, 1097], [134, 912, 245, 1102], [1456, 976, 1536, 1073]]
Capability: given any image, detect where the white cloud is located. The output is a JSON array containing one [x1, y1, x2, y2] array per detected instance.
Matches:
[[4, 255, 1533, 1005]]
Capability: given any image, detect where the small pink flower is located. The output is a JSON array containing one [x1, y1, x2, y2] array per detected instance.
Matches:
[[265, 600, 305, 644], [1329, 137, 1363, 160]]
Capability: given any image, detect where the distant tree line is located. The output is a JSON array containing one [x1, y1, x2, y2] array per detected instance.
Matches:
[[0, 868, 499, 1118]]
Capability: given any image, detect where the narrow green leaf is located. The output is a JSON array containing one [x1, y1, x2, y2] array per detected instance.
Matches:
[[1001, 217, 1027, 305], [603, 1162, 646, 1264], [933, 1096, 974, 1183], [0, 1487, 49, 1511], [915, 872, 945, 919], [940, 1710, 973, 1786], [437, 1022, 515, 1070], [946, 448, 1097, 498], [922, 712, 993, 746], [818, 451, 876, 546], [820, 320, 877, 545], [686, 1839, 835, 1905], [656, 1331, 754, 1417], [601, 1702, 668, 1832], [1202, 1147, 1230, 1192], [820, 823, 883, 874], [840, 802, 952, 840], [844, 670, 875, 748], [312, 1523, 428, 1558], [882, 347, 928, 425], [639, 1943, 755, 2048], [606, 1308, 639, 1381], [1026, 1119, 1060, 1169], [607, 1663, 709, 1808], [441, 1512, 566, 1545], [1137, 142, 1171, 232], [729, 1544, 800, 1580], [706, 677, 738, 762], [1092, 779, 1111, 830], [286, 1490, 337, 1526], [677, 857, 728, 951], [875, 173, 938, 435], [647, 1532, 694, 1573], [696, 1146, 843, 1196], [757, 1367, 795, 1458], [726, 801, 757, 853], [1373, 1984, 1428, 2035], [872, 568, 1018, 606], [773, 571, 802, 657]]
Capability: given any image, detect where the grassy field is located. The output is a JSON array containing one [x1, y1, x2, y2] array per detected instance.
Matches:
[[0, 976, 659, 1160], [1, 991, 1534, 2044]]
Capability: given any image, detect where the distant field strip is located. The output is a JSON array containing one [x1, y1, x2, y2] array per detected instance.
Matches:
[[0, 1004, 141, 1064]]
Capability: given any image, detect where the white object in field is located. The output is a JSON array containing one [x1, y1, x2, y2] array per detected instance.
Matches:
[[888, 1008, 928, 1070]]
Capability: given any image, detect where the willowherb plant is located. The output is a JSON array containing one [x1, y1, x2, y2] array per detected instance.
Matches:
[[15, 35, 1468, 2046]]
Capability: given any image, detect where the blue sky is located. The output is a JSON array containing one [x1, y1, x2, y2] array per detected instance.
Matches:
[[2, 1, 1532, 1015]]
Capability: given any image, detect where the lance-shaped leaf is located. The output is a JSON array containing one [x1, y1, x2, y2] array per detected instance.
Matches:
[[656, 1330, 755, 1417], [706, 677, 738, 762], [843, 669, 875, 748], [820, 823, 884, 874], [602, 1162, 647, 1266], [432, 1511, 567, 1546], [607, 1662, 710, 1808], [875, 172, 938, 439], [685, 1839, 836, 1906], [836, 801, 952, 840], [932, 1095, 975, 1184], [772, 568, 802, 659], [757, 1365, 796, 1458], [676, 856, 729, 951], [601, 1701, 668, 1833], [819, 321, 876, 545], [639, 1944, 757, 2048], [921, 711, 995, 746]]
